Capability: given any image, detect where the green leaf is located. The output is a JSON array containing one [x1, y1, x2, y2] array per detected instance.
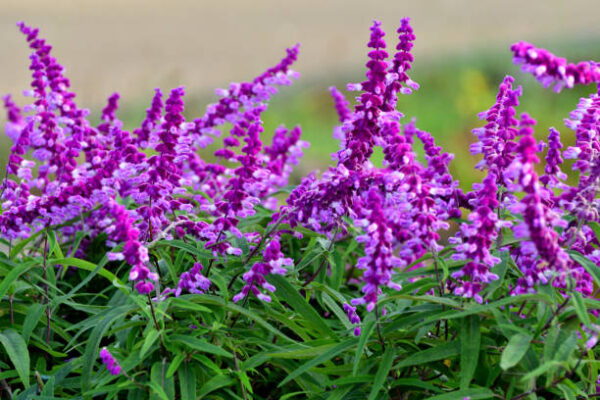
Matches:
[[49, 257, 123, 287], [151, 361, 174, 400], [278, 338, 355, 387], [367, 347, 395, 400], [170, 335, 233, 358], [380, 294, 462, 309], [184, 294, 296, 343], [170, 297, 212, 313], [268, 274, 336, 338], [179, 362, 196, 400], [570, 251, 600, 286], [587, 221, 600, 241], [572, 291, 592, 327], [148, 381, 170, 400], [521, 360, 563, 382], [49, 257, 111, 310], [460, 315, 480, 389], [557, 383, 577, 400], [392, 378, 442, 393], [157, 240, 212, 259], [140, 329, 159, 360], [0, 329, 30, 387], [321, 292, 352, 329], [166, 353, 185, 379], [353, 318, 376, 376], [554, 332, 578, 362], [47, 231, 64, 259], [484, 251, 509, 299], [0, 261, 34, 300], [396, 342, 460, 369], [427, 388, 495, 400], [268, 342, 338, 359], [197, 374, 235, 398], [21, 303, 45, 343], [81, 305, 131, 392], [9, 229, 45, 259], [500, 333, 532, 370]]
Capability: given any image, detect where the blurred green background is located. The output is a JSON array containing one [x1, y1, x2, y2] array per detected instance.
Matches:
[[2, 0, 600, 190]]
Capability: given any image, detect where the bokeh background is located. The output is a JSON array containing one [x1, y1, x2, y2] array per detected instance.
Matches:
[[2, 0, 600, 189]]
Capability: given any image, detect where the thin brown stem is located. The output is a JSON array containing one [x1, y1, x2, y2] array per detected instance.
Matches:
[[122, 370, 147, 391], [302, 224, 340, 287], [146, 293, 168, 359], [0, 368, 12, 399], [375, 303, 386, 352], [541, 297, 569, 332], [233, 347, 248, 400], [8, 295, 14, 325], [510, 357, 581, 400], [227, 214, 287, 290], [230, 286, 253, 329], [205, 231, 225, 277]]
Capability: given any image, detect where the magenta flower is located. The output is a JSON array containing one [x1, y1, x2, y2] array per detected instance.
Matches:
[[176, 263, 211, 296], [351, 188, 403, 312], [450, 174, 505, 302], [470, 76, 521, 180], [99, 347, 121, 375], [233, 238, 292, 303], [511, 41, 600, 92]]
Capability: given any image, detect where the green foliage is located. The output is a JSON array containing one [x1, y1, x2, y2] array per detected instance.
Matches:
[[0, 215, 599, 399]]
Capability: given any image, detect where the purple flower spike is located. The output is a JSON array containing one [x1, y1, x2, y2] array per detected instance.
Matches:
[[343, 303, 362, 336], [471, 76, 521, 181], [384, 17, 418, 108], [99, 347, 121, 375], [451, 173, 504, 302], [339, 20, 389, 171], [351, 188, 403, 312], [506, 119, 592, 296], [134, 88, 164, 148], [511, 41, 600, 92], [176, 262, 211, 296], [329, 86, 352, 123], [107, 201, 156, 294], [540, 127, 567, 188], [233, 238, 292, 303]]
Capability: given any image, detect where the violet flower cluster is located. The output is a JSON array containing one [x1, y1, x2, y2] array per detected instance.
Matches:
[[99, 348, 121, 376], [511, 41, 600, 92], [3, 17, 600, 341], [1, 22, 305, 298]]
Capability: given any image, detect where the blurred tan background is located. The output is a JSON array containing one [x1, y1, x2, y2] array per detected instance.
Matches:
[[3, 0, 600, 106], [2, 0, 600, 186]]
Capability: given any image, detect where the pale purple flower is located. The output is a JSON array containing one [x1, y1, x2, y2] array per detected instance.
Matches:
[[176, 263, 211, 296]]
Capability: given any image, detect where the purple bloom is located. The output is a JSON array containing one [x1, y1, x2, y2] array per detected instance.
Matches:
[[451, 174, 504, 302], [540, 127, 567, 188], [343, 303, 362, 336], [339, 20, 389, 171], [99, 347, 121, 375], [176, 262, 211, 296], [106, 201, 156, 294], [384, 17, 419, 108], [351, 188, 403, 312], [133, 88, 164, 148], [329, 86, 352, 123], [233, 238, 292, 303], [471, 76, 521, 180], [511, 41, 600, 92], [506, 119, 592, 295]]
